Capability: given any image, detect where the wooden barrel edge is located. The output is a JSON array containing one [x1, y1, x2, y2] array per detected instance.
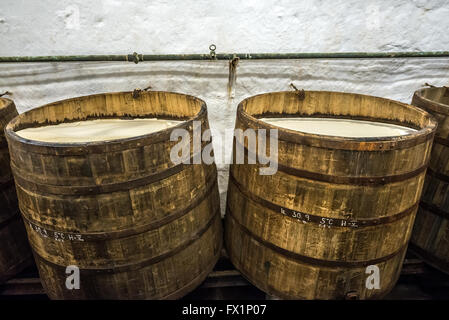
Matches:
[[419, 201, 449, 220], [434, 136, 449, 147], [408, 242, 449, 275], [5, 91, 208, 156], [237, 91, 437, 151], [0, 98, 19, 124], [426, 167, 449, 185], [0, 211, 21, 230], [412, 88, 449, 116]]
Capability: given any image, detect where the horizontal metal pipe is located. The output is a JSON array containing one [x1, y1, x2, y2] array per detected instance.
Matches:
[[0, 55, 130, 62], [0, 51, 449, 63]]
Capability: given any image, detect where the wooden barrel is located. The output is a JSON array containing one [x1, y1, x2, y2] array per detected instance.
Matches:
[[5, 91, 222, 299], [409, 86, 449, 274], [0, 98, 32, 284], [225, 91, 436, 299]]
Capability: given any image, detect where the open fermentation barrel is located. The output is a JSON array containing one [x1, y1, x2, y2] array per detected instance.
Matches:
[[0, 98, 32, 283], [225, 90, 436, 299], [409, 86, 449, 274], [5, 91, 222, 299]]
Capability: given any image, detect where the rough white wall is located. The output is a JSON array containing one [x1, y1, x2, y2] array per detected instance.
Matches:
[[2, 0, 449, 54], [1, 0, 449, 213]]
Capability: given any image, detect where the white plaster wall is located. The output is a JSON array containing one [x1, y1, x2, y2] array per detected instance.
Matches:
[[1, 0, 449, 213]]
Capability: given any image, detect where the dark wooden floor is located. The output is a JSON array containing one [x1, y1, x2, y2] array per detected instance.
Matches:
[[1, 250, 448, 300]]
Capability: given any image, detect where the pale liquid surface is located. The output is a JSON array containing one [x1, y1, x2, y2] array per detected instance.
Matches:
[[260, 117, 417, 137], [16, 118, 183, 143]]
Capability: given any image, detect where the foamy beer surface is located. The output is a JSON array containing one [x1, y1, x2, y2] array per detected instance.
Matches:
[[260, 117, 416, 137], [15, 118, 182, 143]]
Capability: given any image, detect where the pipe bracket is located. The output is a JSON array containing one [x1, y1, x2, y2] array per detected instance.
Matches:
[[209, 44, 217, 60]]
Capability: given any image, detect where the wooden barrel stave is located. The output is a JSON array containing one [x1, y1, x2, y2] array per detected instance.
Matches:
[[0, 216, 33, 283], [225, 215, 406, 299], [225, 91, 436, 299], [16, 162, 216, 234], [24, 180, 220, 268], [230, 157, 426, 221], [0, 98, 32, 284], [34, 213, 222, 299], [410, 87, 449, 274], [227, 169, 419, 261]]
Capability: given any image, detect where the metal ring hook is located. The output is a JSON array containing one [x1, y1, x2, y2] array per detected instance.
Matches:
[[0, 91, 11, 97]]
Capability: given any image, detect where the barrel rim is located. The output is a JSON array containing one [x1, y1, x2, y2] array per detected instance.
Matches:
[[413, 86, 449, 116], [5, 90, 207, 151], [237, 90, 437, 151], [0, 97, 17, 117], [0, 97, 13, 109]]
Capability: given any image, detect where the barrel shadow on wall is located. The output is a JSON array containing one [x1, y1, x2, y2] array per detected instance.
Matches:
[[224, 90, 437, 299], [4, 91, 222, 299]]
